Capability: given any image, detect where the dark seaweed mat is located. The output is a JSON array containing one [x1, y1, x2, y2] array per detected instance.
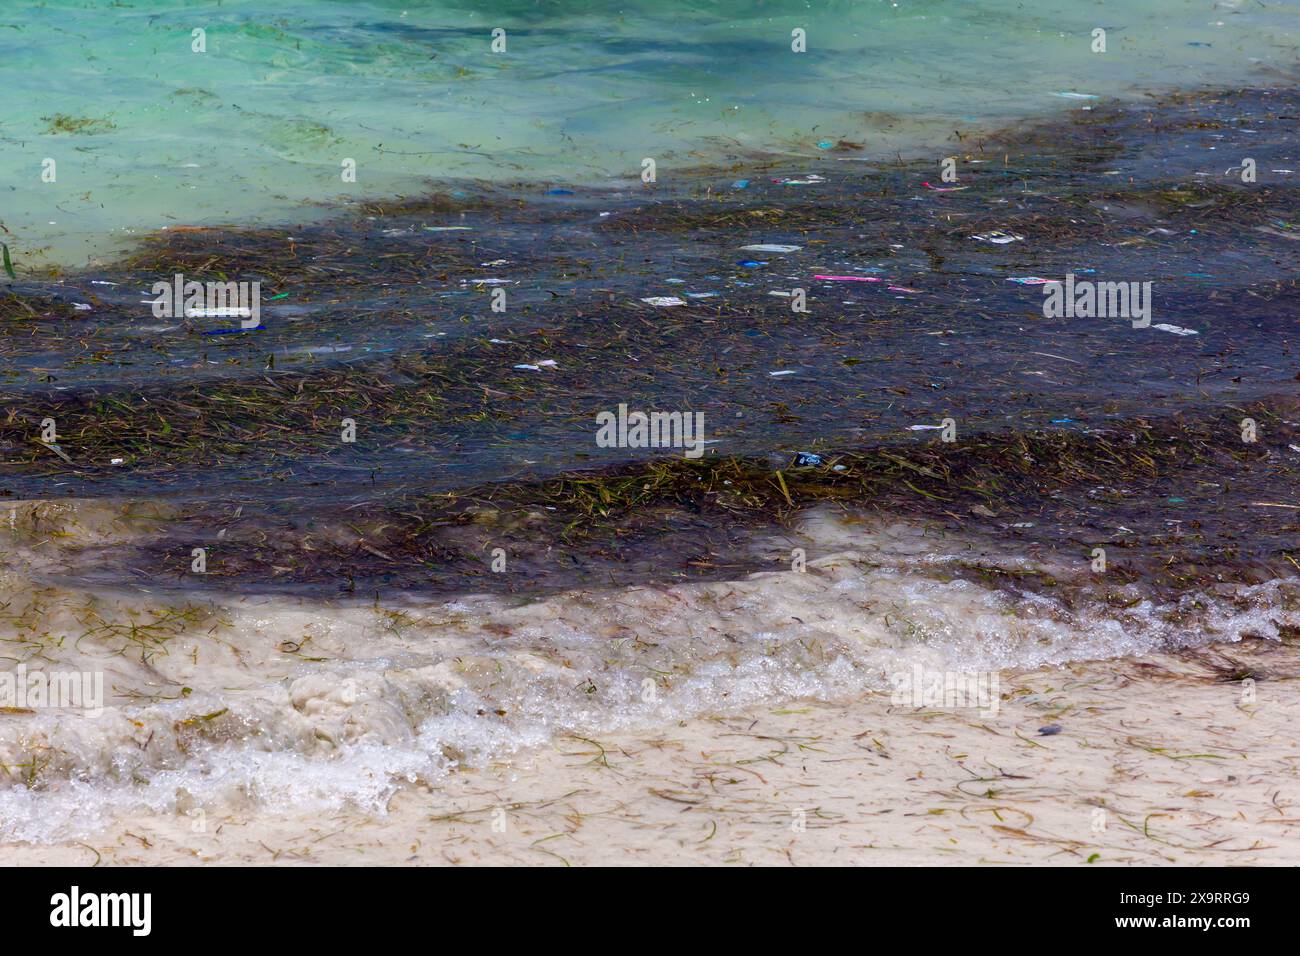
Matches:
[[1, 87, 1297, 600]]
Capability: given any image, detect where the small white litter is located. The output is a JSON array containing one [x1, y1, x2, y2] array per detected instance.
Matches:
[[185, 307, 253, 317]]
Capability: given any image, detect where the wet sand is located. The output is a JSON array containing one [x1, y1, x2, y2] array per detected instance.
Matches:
[[8, 636, 1298, 866]]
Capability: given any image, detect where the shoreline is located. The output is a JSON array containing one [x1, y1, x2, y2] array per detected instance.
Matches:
[[7, 635, 1297, 866], [1, 82, 1297, 862]]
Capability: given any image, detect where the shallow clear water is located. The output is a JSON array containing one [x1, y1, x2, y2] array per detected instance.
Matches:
[[3, 0, 1298, 267]]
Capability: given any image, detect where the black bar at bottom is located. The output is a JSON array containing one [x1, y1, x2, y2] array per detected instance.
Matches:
[[0, 865, 1274, 940]]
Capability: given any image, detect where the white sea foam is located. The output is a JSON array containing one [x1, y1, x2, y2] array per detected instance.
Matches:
[[0, 501, 1294, 843]]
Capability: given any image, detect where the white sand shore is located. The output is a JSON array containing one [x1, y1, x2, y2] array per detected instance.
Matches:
[[8, 637, 1297, 866]]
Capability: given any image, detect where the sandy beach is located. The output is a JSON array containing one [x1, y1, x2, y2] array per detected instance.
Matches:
[[7, 634, 1297, 866], [2, 496, 1296, 866]]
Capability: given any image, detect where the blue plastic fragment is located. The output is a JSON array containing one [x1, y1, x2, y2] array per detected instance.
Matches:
[[202, 326, 265, 335]]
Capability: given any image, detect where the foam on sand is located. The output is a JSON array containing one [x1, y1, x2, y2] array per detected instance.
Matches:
[[0, 500, 1294, 843]]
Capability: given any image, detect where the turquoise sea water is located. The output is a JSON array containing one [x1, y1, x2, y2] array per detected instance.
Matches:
[[2, 0, 1298, 267]]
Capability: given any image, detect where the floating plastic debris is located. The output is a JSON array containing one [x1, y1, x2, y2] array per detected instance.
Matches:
[[187, 308, 255, 317], [971, 231, 1023, 244], [641, 296, 686, 306], [202, 326, 264, 335], [1152, 323, 1199, 335], [740, 244, 802, 253]]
